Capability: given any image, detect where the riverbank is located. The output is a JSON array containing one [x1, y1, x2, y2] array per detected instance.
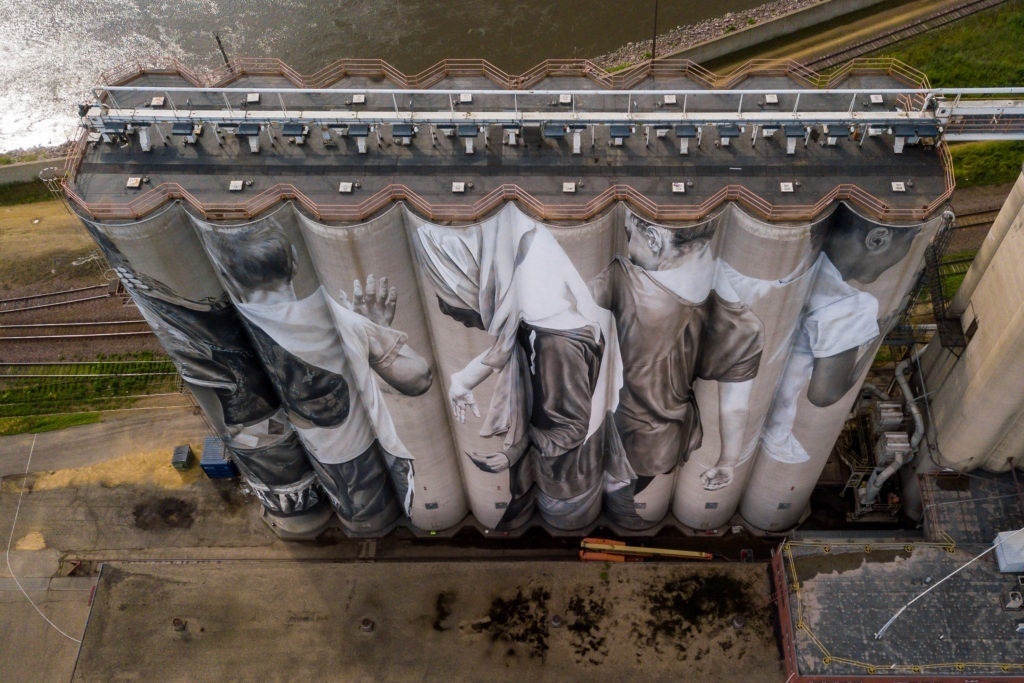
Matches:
[[591, 0, 826, 69], [0, 142, 72, 167]]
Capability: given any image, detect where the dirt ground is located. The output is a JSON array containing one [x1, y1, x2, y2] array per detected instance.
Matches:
[[0, 200, 99, 295], [0, 198, 165, 361], [74, 561, 785, 683]]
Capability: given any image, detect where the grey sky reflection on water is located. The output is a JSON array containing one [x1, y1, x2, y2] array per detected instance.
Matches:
[[0, 0, 764, 152]]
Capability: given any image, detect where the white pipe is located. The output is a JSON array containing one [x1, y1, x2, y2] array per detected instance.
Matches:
[[861, 382, 891, 402], [897, 354, 926, 454], [861, 353, 925, 505]]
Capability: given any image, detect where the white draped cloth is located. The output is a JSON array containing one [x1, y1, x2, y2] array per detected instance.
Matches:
[[237, 287, 412, 465], [762, 252, 879, 463], [413, 204, 622, 448]]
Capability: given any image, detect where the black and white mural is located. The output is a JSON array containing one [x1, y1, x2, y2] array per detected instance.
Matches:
[[413, 207, 622, 530], [589, 210, 764, 530], [192, 209, 437, 534], [82, 200, 942, 535], [80, 206, 322, 520]]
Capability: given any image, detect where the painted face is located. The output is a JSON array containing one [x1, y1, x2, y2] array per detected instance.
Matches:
[[828, 226, 917, 284], [625, 216, 661, 270]]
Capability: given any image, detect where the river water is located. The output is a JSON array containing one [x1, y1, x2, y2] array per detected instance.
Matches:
[[0, 0, 768, 153]]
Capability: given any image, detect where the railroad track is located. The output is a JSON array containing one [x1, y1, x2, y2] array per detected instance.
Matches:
[[954, 209, 1000, 229], [0, 319, 153, 341], [0, 284, 110, 315], [805, 0, 1008, 71]]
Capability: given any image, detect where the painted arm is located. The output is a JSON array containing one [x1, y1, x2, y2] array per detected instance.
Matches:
[[375, 346, 433, 396], [449, 350, 494, 424], [700, 379, 754, 491], [806, 342, 875, 408], [341, 274, 432, 396]]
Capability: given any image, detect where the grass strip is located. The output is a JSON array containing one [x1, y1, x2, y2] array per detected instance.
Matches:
[[0, 412, 102, 436], [949, 141, 1024, 189], [0, 180, 56, 206], [876, 1, 1024, 87]]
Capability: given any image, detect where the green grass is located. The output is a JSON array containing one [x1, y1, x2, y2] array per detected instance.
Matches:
[[0, 151, 49, 165], [939, 249, 977, 300], [950, 140, 1024, 188], [0, 356, 178, 419], [0, 180, 56, 206], [0, 412, 102, 437], [877, 1, 1024, 86]]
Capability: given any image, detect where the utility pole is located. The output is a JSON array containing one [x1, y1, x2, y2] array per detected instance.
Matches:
[[215, 34, 233, 72], [650, 0, 660, 64]]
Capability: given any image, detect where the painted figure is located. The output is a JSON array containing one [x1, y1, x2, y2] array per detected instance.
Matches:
[[414, 208, 622, 530], [591, 211, 764, 527], [761, 207, 920, 463], [82, 221, 321, 517], [202, 224, 431, 531]]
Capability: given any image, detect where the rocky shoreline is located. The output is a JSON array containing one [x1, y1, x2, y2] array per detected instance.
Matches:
[[1, 141, 73, 165], [591, 0, 826, 69]]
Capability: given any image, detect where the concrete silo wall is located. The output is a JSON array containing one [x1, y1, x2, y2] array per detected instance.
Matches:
[[296, 207, 467, 530], [929, 172, 1024, 473], [673, 205, 822, 530], [81, 199, 942, 536], [740, 205, 943, 530], [78, 204, 323, 520]]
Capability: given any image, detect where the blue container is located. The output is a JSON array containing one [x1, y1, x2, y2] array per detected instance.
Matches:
[[200, 436, 238, 479]]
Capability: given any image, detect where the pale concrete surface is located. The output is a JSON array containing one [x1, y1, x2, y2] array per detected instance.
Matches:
[[0, 407, 211, 477], [74, 561, 783, 683], [0, 408, 784, 682], [0, 583, 91, 683], [0, 158, 69, 185]]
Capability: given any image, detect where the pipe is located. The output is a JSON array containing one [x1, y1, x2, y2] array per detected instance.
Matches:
[[861, 382, 891, 401], [861, 353, 925, 506]]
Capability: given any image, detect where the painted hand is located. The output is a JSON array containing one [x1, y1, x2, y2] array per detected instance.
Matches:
[[449, 374, 481, 424], [467, 451, 510, 473], [339, 274, 397, 327], [700, 466, 735, 491]]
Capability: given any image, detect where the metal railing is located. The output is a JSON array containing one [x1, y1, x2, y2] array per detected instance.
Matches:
[[97, 55, 931, 92], [62, 172, 954, 225]]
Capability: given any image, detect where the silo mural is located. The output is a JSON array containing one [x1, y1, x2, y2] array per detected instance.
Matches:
[[81, 199, 942, 537], [410, 204, 623, 531], [295, 207, 467, 531], [191, 207, 447, 535], [672, 206, 823, 530], [740, 205, 943, 531], [77, 205, 325, 528], [588, 208, 765, 530]]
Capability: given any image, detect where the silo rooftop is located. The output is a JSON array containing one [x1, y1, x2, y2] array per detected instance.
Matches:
[[63, 59, 952, 224]]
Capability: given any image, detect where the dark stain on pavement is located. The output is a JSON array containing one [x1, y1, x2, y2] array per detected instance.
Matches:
[[133, 496, 196, 530]]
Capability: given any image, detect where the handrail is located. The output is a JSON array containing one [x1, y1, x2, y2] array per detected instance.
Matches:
[[72, 56, 955, 225], [63, 174, 950, 225], [94, 55, 937, 94]]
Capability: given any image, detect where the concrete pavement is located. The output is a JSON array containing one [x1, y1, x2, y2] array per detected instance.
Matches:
[[1, 408, 784, 682]]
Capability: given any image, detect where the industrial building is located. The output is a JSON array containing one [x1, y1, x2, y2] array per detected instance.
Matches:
[[58, 56, 1024, 535], [56, 56, 1024, 679]]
